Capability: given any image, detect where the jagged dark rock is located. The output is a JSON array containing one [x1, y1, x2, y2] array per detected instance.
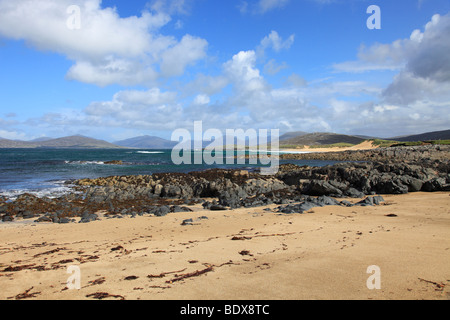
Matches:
[[181, 219, 194, 226], [79, 212, 99, 223], [2, 215, 13, 222], [153, 206, 170, 217], [275, 161, 449, 196], [1, 146, 447, 222], [34, 216, 52, 223]]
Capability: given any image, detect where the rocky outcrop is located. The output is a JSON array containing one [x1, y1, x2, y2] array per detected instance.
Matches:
[[275, 161, 449, 196], [104, 160, 123, 165], [1, 146, 448, 224], [280, 145, 450, 169], [275, 195, 385, 214], [77, 169, 291, 208]]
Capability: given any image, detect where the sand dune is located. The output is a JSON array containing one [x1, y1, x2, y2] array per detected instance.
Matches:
[[0, 192, 449, 300]]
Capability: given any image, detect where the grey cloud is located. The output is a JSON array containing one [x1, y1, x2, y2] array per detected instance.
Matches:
[[381, 14, 450, 105], [406, 21, 450, 82], [382, 72, 431, 105]]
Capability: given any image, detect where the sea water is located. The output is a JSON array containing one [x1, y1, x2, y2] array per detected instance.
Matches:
[[0, 148, 339, 199]]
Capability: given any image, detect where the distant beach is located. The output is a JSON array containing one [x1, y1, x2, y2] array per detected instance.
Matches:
[[278, 140, 379, 154]]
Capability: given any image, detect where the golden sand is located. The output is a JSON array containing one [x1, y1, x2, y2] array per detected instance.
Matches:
[[280, 140, 378, 154], [0, 192, 449, 300]]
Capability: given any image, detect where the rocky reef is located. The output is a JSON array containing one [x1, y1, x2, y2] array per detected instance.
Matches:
[[0, 145, 448, 224]]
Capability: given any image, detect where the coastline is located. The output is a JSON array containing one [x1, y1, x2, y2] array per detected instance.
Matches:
[[279, 144, 450, 163], [279, 140, 379, 154], [0, 145, 449, 300]]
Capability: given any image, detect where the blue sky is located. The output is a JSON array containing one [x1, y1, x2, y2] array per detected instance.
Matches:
[[0, 0, 449, 141]]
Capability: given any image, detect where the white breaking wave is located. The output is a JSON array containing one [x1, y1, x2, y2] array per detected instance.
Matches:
[[0, 185, 80, 201], [136, 151, 164, 154], [65, 160, 105, 165]]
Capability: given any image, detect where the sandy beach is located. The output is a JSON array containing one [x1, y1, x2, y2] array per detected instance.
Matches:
[[280, 141, 379, 154], [0, 191, 449, 300], [2, 0, 449, 307]]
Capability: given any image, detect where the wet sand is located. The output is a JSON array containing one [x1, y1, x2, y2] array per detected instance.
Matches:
[[0, 192, 449, 300]]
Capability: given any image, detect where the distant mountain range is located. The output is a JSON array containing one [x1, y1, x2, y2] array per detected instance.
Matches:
[[0, 135, 122, 149], [29, 137, 54, 142], [113, 135, 177, 149], [387, 129, 450, 142], [279, 131, 309, 141], [280, 129, 450, 146], [0, 129, 448, 149]]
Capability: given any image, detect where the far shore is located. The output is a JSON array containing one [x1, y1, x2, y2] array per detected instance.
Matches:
[[279, 140, 378, 154]]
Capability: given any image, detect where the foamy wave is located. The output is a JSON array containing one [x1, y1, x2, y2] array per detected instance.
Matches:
[[136, 151, 164, 154], [0, 184, 79, 201], [65, 160, 106, 165]]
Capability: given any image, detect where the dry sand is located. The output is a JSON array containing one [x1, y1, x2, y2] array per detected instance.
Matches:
[[280, 140, 378, 154], [0, 192, 449, 300]]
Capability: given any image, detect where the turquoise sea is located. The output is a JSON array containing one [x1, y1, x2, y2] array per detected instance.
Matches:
[[0, 148, 340, 198]]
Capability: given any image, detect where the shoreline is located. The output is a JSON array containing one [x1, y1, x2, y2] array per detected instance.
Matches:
[[0, 144, 448, 225], [0, 145, 449, 300], [279, 140, 379, 154], [279, 144, 450, 162]]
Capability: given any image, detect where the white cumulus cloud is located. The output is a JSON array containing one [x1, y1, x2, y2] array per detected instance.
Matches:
[[0, 0, 208, 87]]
